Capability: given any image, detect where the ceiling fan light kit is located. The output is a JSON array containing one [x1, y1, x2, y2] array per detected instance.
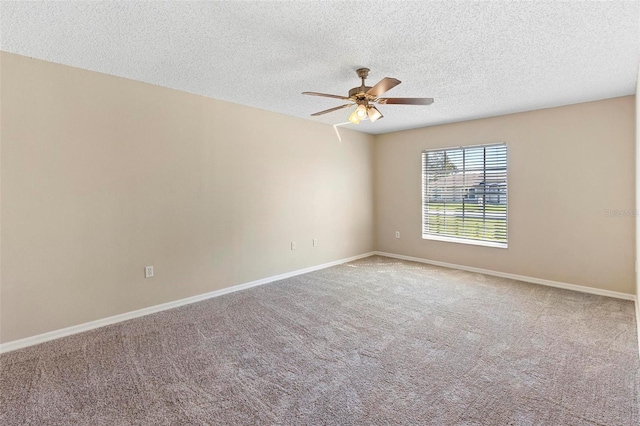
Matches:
[[349, 104, 368, 124], [303, 68, 434, 125], [367, 106, 383, 123]]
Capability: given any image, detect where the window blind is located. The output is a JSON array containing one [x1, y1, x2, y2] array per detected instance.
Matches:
[[422, 143, 508, 247]]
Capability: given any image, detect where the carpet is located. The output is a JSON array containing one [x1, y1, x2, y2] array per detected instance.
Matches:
[[1, 255, 638, 425]]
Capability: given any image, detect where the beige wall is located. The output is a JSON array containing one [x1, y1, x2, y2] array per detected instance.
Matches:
[[375, 97, 636, 294], [0, 52, 375, 343], [635, 64, 639, 319], [1, 51, 636, 345]]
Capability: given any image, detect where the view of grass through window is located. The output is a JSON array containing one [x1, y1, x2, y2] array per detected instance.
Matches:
[[422, 143, 507, 247]]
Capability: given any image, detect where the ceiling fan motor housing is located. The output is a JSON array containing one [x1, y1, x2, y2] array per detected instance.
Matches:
[[349, 86, 373, 100]]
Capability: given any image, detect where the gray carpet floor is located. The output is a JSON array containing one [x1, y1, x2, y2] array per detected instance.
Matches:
[[1, 255, 638, 425]]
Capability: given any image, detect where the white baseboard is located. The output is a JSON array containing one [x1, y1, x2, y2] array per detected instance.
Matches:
[[0, 252, 376, 354], [374, 251, 637, 301], [3, 250, 637, 355], [636, 297, 640, 358]]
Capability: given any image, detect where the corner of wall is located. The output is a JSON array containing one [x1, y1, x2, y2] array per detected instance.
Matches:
[[635, 63, 639, 353], [0, 51, 4, 335], [0, 54, 379, 343], [371, 133, 380, 251]]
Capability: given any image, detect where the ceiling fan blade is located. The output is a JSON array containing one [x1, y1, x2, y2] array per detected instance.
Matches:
[[366, 77, 401, 97], [310, 103, 353, 116], [302, 91, 351, 100], [376, 97, 434, 105]]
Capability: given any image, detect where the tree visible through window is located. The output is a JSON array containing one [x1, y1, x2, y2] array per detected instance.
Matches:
[[422, 143, 507, 247]]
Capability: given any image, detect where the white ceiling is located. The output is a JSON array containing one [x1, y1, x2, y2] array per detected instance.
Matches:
[[1, 1, 639, 134]]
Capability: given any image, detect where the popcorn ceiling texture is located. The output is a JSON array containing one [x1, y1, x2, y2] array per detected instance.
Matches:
[[1, 1, 638, 134]]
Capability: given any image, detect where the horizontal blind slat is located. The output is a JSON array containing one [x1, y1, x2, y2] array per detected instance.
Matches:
[[422, 143, 507, 245]]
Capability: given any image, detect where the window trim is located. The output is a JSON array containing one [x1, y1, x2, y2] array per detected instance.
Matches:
[[421, 143, 508, 249]]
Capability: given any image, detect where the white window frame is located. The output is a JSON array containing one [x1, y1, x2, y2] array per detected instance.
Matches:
[[421, 143, 508, 249]]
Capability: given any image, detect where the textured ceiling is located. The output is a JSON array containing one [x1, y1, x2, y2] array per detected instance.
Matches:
[[1, 1, 639, 134]]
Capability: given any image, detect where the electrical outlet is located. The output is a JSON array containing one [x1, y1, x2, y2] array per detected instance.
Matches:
[[395, 231, 400, 239], [145, 265, 154, 278], [313, 238, 318, 247], [291, 241, 296, 250]]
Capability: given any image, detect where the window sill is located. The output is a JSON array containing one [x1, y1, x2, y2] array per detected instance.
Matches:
[[422, 234, 508, 249]]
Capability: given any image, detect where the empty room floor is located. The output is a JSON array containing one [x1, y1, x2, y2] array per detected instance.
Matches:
[[1, 256, 638, 425]]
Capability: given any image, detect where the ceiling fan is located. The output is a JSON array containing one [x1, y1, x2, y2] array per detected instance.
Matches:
[[303, 68, 434, 124]]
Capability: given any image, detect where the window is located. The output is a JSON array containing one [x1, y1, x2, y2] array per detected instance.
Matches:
[[422, 143, 507, 248]]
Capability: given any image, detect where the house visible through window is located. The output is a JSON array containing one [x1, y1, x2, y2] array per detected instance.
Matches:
[[422, 143, 507, 248]]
